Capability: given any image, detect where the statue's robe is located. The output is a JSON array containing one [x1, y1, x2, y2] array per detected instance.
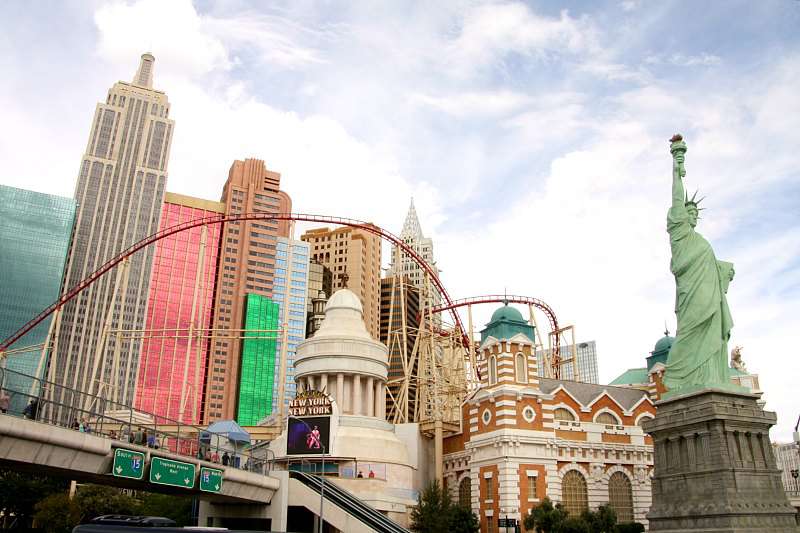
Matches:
[[664, 204, 733, 391]]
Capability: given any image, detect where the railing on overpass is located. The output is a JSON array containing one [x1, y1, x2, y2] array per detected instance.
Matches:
[[0, 366, 274, 474]]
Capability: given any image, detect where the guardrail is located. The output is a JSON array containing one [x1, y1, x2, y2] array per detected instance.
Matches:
[[0, 366, 275, 475]]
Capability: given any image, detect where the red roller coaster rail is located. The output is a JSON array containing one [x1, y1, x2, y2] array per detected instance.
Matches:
[[0, 213, 465, 353]]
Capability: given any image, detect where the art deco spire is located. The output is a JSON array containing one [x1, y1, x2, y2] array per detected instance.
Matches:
[[133, 52, 155, 88], [400, 198, 424, 240]]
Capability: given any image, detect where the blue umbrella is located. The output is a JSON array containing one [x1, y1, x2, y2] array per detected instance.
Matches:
[[206, 420, 251, 444]]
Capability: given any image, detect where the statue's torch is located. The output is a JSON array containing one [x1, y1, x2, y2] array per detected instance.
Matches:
[[670, 133, 687, 177]]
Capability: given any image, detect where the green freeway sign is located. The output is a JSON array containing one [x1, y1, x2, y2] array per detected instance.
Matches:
[[149, 457, 196, 489], [199, 467, 223, 493], [112, 449, 145, 480]]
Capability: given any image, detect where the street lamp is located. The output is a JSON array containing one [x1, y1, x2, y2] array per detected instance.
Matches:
[[290, 416, 326, 533]]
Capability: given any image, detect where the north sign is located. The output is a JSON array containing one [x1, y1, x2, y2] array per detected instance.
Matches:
[[199, 467, 223, 493]]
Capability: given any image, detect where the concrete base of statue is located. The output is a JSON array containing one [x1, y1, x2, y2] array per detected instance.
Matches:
[[642, 388, 799, 532]]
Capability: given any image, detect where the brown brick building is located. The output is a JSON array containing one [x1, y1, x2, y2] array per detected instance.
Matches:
[[203, 158, 291, 422], [300, 226, 381, 340]]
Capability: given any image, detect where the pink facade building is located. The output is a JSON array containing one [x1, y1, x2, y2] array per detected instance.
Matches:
[[134, 192, 224, 423]]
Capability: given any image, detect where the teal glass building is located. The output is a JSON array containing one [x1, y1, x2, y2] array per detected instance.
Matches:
[[0, 185, 75, 409]]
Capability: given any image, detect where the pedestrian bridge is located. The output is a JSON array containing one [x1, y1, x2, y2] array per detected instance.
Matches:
[[0, 414, 280, 504]]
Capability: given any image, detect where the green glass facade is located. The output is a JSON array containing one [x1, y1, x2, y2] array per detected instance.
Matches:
[[237, 293, 280, 425], [0, 185, 75, 408]]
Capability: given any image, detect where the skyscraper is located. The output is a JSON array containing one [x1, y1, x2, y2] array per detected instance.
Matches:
[[271, 237, 310, 410], [50, 53, 174, 406], [204, 158, 291, 422], [380, 275, 420, 421], [536, 340, 600, 383], [301, 225, 381, 339], [0, 186, 75, 411], [134, 193, 223, 424], [387, 199, 440, 307], [306, 259, 332, 338]]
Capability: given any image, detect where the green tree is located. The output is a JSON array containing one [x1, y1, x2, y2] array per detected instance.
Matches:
[[614, 523, 644, 533], [447, 504, 479, 533], [139, 493, 194, 526], [581, 504, 617, 533], [523, 497, 568, 533], [410, 481, 452, 532], [561, 516, 591, 533], [33, 493, 79, 533], [0, 468, 69, 528], [72, 484, 141, 523]]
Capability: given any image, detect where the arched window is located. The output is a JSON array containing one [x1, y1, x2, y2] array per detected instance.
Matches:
[[554, 407, 576, 422], [595, 411, 620, 425], [608, 472, 633, 522], [459, 477, 471, 507], [637, 415, 654, 428], [561, 470, 588, 517], [516, 353, 527, 383], [489, 356, 497, 385]]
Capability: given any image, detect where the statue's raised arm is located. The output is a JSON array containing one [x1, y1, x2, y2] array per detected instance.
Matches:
[[670, 134, 687, 211], [663, 134, 741, 397]]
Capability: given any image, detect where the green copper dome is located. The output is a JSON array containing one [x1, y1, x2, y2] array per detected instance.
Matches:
[[654, 335, 674, 353], [480, 304, 535, 344], [490, 305, 525, 323], [646, 330, 674, 371]]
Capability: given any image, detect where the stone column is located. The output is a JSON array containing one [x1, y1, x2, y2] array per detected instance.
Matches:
[[374, 380, 382, 420], [336, 373, 344, 409], [353, 374, 362, 415], [366, 377, 375, 417], [307, 375, 315, 390], [377, 381, 386, 420], [320, 374, 328, 393]]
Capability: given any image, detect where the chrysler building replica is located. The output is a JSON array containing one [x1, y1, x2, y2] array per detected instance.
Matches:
[[387, 199, 441, 307]]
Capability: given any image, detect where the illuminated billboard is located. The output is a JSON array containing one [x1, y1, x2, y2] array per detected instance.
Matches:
[[287, 416, 331, 455]]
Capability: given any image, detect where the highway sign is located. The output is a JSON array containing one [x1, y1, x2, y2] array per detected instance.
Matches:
[[199, 467, 223, 493], [112, 449, 145, 480], [149, 457, 196, 489]]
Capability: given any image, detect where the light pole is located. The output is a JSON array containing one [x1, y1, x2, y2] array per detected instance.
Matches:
[[291, 416, 326, 533]]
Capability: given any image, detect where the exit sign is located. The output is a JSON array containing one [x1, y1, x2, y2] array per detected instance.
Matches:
[[149, 457, 196, 489], [199, 467, 223, 493], [112, 449, 145, 480]]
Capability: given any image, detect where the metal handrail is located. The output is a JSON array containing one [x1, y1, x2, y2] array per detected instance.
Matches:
[[0, 366, 272, 476]]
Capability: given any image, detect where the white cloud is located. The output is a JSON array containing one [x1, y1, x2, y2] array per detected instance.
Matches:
[[446, 4, 599, 75], [409, 90, 532, 117]]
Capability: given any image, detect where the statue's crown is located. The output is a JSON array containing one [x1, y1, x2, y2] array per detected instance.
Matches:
[[684, 189, 705, 210]]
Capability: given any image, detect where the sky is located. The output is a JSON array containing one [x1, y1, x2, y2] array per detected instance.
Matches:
[[1, 0, 799, 439]]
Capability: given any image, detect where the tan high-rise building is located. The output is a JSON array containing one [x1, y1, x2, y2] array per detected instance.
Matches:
[[50, 53, 174, 406], [204, 158, 291, 422], [301, 226, 381, 340]]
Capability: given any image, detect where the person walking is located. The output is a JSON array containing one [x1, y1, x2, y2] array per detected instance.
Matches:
[[23, 399, 38, 420], [0, 391, 10, 414], [222, 451, 230, 466]]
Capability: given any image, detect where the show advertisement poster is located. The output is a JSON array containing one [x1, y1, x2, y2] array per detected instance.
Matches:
[[287, 416, 330, 455]]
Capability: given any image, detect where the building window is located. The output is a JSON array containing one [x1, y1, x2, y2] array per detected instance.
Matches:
[[516, 353, 527, 383], [487, 516, 494, 533], [459, 477, 471, 507], [522, 405, 536, 423], [527, 475, 537, 500], [489, 356, 497, 385], [595, 411, 620, 425], [484, 476, 494, 501], [482, 409, 492, 425], [561, 470, 588, 517], [608, 472, 633, 522], [637, 415, 654, 428], [554, 407, 576, 422]]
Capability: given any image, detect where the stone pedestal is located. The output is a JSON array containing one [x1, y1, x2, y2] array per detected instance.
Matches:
[[642, 388, 798, 532]]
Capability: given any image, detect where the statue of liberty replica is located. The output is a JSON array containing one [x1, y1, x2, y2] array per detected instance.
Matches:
[[642, 135, 798, 532], [664, 134, 736, 395]]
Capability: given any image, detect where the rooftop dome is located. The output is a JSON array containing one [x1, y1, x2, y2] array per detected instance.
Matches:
[[653, 333, 674, 354], [490, 304, 525, 323], [325, 288, 363, 314], [312, 288, 371, 340]]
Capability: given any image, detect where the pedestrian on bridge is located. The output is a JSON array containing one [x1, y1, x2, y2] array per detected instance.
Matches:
[[0, 391, 10, 414], [23, 399, 38, 420]]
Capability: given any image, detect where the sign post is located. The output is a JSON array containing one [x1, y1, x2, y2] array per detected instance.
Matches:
[[199, 467, 224, 493], [149, 457, 196, 489], [112, 449, 145, 480]]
